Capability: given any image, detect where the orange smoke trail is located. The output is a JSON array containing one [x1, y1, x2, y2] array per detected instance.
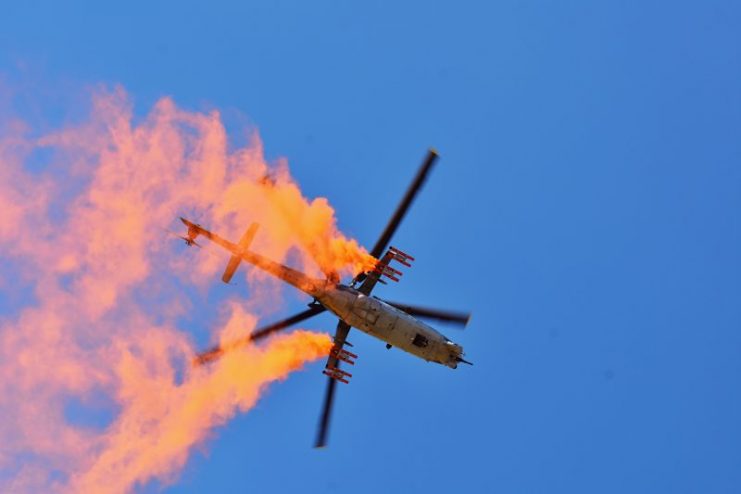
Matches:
[[0, 85, 363, 493], [70, 330, 332, 493]]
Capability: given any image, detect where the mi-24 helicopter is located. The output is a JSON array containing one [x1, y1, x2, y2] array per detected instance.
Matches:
[[180, 149, 472, 448]]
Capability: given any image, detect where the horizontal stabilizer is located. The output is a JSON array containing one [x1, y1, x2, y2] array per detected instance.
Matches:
[[221, 256, 242, 284], [221, 223, 259, 284]]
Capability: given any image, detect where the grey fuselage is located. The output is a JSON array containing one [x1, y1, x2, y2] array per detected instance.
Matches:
[[314, 284, 465, 369]]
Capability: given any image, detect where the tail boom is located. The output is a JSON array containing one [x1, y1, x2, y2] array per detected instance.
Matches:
[[179, 217, 325, 296]]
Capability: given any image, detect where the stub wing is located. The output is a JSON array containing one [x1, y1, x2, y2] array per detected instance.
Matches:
[[356, 246, 414, 296], [322, 321, 354, 383]]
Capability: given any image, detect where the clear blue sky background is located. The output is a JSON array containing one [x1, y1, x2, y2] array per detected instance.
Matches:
[[2, 1, 740, 493]]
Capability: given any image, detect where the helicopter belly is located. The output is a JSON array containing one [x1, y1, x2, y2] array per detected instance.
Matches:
[[318, 288, 465, 369], [381, 317, 458, 367], [349, 296, 462, 368]]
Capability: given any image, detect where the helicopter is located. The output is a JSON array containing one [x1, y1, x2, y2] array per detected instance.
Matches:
[[181, 149, 471, 447]]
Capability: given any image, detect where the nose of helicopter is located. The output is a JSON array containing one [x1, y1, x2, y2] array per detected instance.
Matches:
[[444, 341, 471, 368]]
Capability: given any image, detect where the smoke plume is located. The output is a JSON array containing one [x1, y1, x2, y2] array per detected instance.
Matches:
[[0, 85, 370, 493]]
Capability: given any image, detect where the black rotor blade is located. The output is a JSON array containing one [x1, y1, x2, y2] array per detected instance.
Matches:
[[314, 373, 338, 448], [368, 149, 438, 260], [384, 301, 471, 326], [314, 320, 350, 448], [250, 305, 326, 342], [193, 305, 326, 365]]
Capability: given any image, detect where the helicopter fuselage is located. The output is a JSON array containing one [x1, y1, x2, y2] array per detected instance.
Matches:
[[315, 284, 465, 368]]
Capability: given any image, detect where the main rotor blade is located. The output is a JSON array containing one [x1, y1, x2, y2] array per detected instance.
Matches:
[[193, 305, 326, 365], [384, 301, 471, 326], [314, 374, 338, 448], [314, 320, 351, 448], [368, 149, 438, 260], [250, 305, 326, 341]]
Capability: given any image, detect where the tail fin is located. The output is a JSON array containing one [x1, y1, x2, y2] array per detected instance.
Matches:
[[221, 223, 259, 283]]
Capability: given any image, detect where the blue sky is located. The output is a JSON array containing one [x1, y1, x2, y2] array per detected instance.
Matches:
[[2, 1, 740, 493]]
